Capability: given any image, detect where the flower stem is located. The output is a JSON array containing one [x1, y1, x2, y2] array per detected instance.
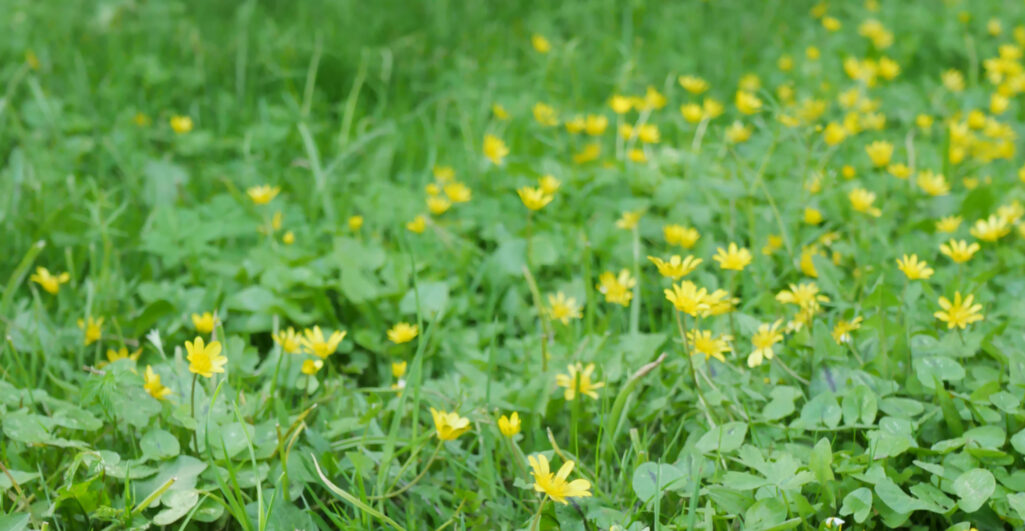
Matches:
[[629, 225, 641, 335], [190, 373, 199, 453], [530, 497, 548, 531], [370, 440, 443, 500], [674, 311, 717, 427]]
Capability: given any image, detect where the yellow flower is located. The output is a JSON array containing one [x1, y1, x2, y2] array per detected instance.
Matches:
[[942, 69, 965, 92], [681, 103, 704, 123], [642, 86, 667, 110], [970, 214, 1011, 242], [498, 412, 521, 437], [687, 329, 732, 362], [271, 211, 283, 230], [430, 408, 471, 441], [987, 18, 1003, 36], [702, 98, 725, 120], [191, 312, 216, 334], [77, 316, 104, 346], [806, 45, 821, 60], [610, 94, 632, 114], [565, 115, 586, 134], [831, 317, 863, 344], [300, 326, 347, 358], [282, 231, 295, 244], [247, 185, 280, 205], [533, 102, 558, 126], [778, 54, 794, 71], [483, 134, 509, 165], [407, 215, 427, 234], [848, 188, 881, 217], [896, 254, 934, 280], [637, 123, 660, 144], [864, 141, 893, 167], [939, 239, 980, 264], [991, 93, 1010, 115], [843, 165, 856, 179], [800, 246, 820, 278], [934, 292, 984, 329], [776, 282, 829, 312], [492, 104, 509, 120], [616, 210, 643, 230], [30, 267, 70, 294], [133, 112, 151, 127], [917, 170, 950, 196], [822, 16, 841, 31], [170, 115, 193, 134], [528, 454, 591, 505], [735, 91, 762, 114], [547, 292, 582, 325], [804, 207, 823, 225], [917, 114, 934, 129], [427, 196, 451, 215], [102, 347, 141, 367], [143, 365, 172, 400], [713, 243, 753, 271], [748, 320, 783, 367], [271, 327, 302, 354], [823, 122, 847, 146], [555, 362, 604, 400], [887, 163, 912, 179], [300, 359, 324, 375], [517, 186, 554, 211], [538, 175, 561, 195], [762, 234, 783, 255], [678, 75, 709, 94], [738, 73, 761, 91], [664, 225, 700, 248], [664, 281, 710, 316], [725, 121, 752, 143], [596, 270, 635, 306], [936, 216, 962, 233], [433, 165, 454, 182], [387, 322, 418, 344], [348, 215, 364, 231], [186, 336, 226, 378], [878, 57, 900, 80], [531, 34, 551, 53], [647, 255, 702, 280], [572, 143, 601, 164], [392, 361, 407, 379], [581, 114, 607, 136]]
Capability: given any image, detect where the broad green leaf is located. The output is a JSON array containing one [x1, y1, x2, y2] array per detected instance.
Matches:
[[141, 428, 181, 461], [840, 487, 872, 523], [695, 422, 747, 454], [952, 468, 995, 513]]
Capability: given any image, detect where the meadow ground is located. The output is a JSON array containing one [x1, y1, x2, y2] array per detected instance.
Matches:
[[2, 0, 1025, 529]]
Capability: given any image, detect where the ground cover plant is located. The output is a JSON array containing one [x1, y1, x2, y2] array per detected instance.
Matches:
[[3, 0, 1025, 529]]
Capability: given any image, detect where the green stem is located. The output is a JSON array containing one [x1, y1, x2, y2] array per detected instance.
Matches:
[[190, 374, 199, 453], [370, 440, 443, 500], [674, 311, 717, 427], [629, 225, 641, 335]]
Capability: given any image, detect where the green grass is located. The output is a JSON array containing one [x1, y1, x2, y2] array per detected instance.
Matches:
[[3, 0, 1025, 529]]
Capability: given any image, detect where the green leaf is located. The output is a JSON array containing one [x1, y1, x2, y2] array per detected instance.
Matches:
[[914, 357, 965, 389], [695, 422, 747, 454], [141, 428, 181, 461], [0, 513, 29, 531], [840, 487, 873, 523], [152, 489, 199, 525], [631, 462, 687, 504], [810, 438, 834, 483], [399, 281, 449, 317], [1011, 427, 1025, 455], [744, 497, 786, 530], [842, 385, 877, 426], [1007, 492, 1025, 520], [800, 392, 841, 428], [963, 425, 1004, 449], [952, 468, 995, 513], [762, 386, 801, 421], [0, 470, 39, 492]]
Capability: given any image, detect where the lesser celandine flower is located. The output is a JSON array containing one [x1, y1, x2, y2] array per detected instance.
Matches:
[[273, 327, 302, 353], [823, 122, 847, 145], [917, 114, 934, 129], [555, 362, 604, 400], [936, 216, 962, 233], [896, 254, 934, 280], [427, 196, 451, 215], [77, 316, 103, 345], [935, 292, 984, 329], [942, 69, 965, 92], [821, 16, 841, 31], [30, 267, 70, 294], [596, 270, 635, 306], [748, 321, 783, 367], [864, 141, 893, 167], [391, 361, 407, 392], [702, 98, 724, 119], [636, 123, 660, 143], [804, 207, 823, 225], [687, 329, 732, 362], [528, 454, 592, 504], [713, 243, 752, 271], [348, 215, 364, 231], [483, 134, 509, 165], [497, 412, 521, 437], [170, 115, 193, 134], [615, 210, 643, 230], [725, 121, 752, 143], [681, 103, 703, 123], [300, 359, 323, 375], [647, 255, 702, 280], [407, 215, 427, 233], [531, 34, 550, 53], [609, 94, 632, 114], [282, 231, 295, 244], [664, 224, 700, 248], [517, 186, 554, 211], [443, 182, 471, 203], [538, 175, 561, 195], [247, 185, 280, 205], [917, 170, 949, 196], [565, 115, 585, 134], [186, 336, 226, 378], [491, 103, 509, 120], [430, 408, 471, 441], [547, 292, 582, 324], [665, 281, 710, 316], [532, 102, 558, 126], [572, 143, 601, 164], [103, 346, 141, 364], [300, 326, 346, 358], [831, 317, 863, 344], [191, 312, 216, 334], [735, 91, 762, 114], [940, 239, 980, 263], [776, 282, 829, 312], [970, 214, 1011, 241], [678, 75, 709, 94], [888, 163, 912, 179], [387, 322, 418, 344], [144, 366, 172, 400], [762, 234, 783, 255], [848, 188, 881, 217]]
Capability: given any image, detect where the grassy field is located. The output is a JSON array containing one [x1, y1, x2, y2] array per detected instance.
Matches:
[[3, 0, 1025, 529]]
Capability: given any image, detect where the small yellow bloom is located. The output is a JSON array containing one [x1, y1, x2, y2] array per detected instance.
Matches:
[[191, 312, 216, 334], [687, 329, 732, 362], [865, 141, 893, 167], [970, 214, 1011, 242], [936, 216, 962, 233], [596, 270, 635, 306], [664, 281, 710, 316], [247, 185, 281, 205], [407, 215, 427, 234], [678, 75, 709, 94], [610, 94, 632, 114], [134, 112, 151, 127], [392, 361, 407, 379], [387, 322, 419, 344], [580, 114, 607, 136], [348, 215, 364, 231], [517, 186, 554, 211], [282, 231, 296, 244], [528, 454, 592, 505], [498, 412, 521, 437], [778, 54, 794, 71], [647, 255, 702, 280], [301, 359, 324, 375], [831, 317, 863, 345], [713, 243, 753, 271], [748, 320, 784, 367], [664, 225, 700, 248], [572, 142, 601, 165], [842, 165, 855, 179], [492, 104, 509, 120], [987, 18, 1003, 36], [637, 123, 660, 144], [76, 316, 104, 346], [776, 282, 829, 312], [170, 115, 193, 134], [702, 97, 725, 120], [896, 254, 934, 280], [762, 234, 784, 255], [804, 207, 823, 225], [823, 122, 847, 146], [917, 170, 950, 196], [532, 102, 558, 127], [547, 292, 582, 325], [942, 69, 965, 92], [916, 114, 934, 130], [565, 115, 586, 134], [848, 188, 881, 217], [273, 327, 303, 354], [934, 292, 984, 329], [430, 408, 471, 441], [300, 326, 347, 358], [531, 34, 551, 53], [628, 149, 646, 163], [30, 267, 70, 295], [681, 103, 704, 123], [615, 210, 643, 230], [538, 175, 561, 195], [186, 336, 226, 379], [735, 91, 762, 114], [556, 362, 604, 400], [143, 365, 172, 400], [887, 163, 912, 179], [427, 196, 451, 215], [806, 46, 821, 60], [102, 347, 141, 367], [725, 121, 752, 143], [822, 16, 841, 31], [483, 134, 509, 165], [939, 239, 980, 263]]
